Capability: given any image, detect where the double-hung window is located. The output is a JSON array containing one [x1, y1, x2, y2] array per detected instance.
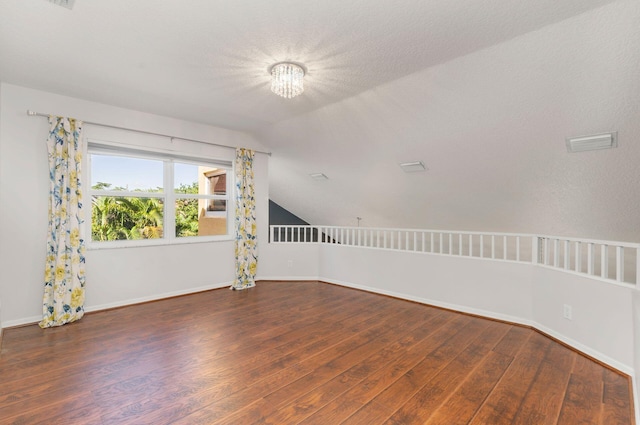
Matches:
[[87, 141, 233, 246]]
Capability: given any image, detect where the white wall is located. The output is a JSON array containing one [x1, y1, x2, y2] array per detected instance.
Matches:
[[258, 243, 321, 281], [532, 266, 634, 371], [634, 291, 640, 409], [0, 81, 3, 343], [319, 245, 534, 324], [0, 83, 269, 326]]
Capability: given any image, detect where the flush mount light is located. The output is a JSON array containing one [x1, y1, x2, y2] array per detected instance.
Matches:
[[309, 173, 328, 181], [399, 161, 426, 173], [270, 62, 305, 99], [566, 132, 617, 153], [47, 0, 75, 9]]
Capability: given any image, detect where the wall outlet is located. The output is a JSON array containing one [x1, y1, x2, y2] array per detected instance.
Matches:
[[287, 260, 293, 268], [563, 304, 572, 320]]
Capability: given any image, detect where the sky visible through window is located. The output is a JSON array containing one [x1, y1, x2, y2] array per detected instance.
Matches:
[[91, 155, 200, 191]]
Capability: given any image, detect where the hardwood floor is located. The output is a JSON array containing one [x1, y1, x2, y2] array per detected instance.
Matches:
[[0, 281, 633, 424]]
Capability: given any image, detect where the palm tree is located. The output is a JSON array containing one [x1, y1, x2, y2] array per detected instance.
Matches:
[[119, 197, 164, 239], [91, 195, 163, 240], [91, 181, 205, 241], [92, 195, 128, 240]]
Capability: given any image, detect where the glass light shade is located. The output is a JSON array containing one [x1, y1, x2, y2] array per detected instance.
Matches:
[[270, 63, 305, 99]]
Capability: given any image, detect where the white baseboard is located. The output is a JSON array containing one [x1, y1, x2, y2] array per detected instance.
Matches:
[[2, 314, 41, 329], [1, 281, 232, 329], [320, 277, 534, 329], [266, 276, 636, 378], [85, 281, 232, 313], [256, 275, 321, 281], [533, 323, 634, 376]]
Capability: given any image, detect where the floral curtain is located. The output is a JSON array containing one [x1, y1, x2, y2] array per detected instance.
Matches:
[[40, 116, 86, 328], [231, 148, 257, 290]]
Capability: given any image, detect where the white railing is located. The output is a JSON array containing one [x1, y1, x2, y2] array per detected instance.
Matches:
[[537, 235, 639, 285], [270, 225, 640, 286]]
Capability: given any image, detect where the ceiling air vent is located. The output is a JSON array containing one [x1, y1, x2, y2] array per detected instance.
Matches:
[[47, 0, 75, 9], [309, 173, 328, 181], [399, 161, 426, 173], [566, 132, 617, 153]]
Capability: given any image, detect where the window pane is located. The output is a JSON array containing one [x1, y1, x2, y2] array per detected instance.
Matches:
[[91, 154, 163, 192], [91, 196, 164, 241], [175, 198, 199, 237], [174, 163, 227, 198], [174, 163, 200, 194], [175, 198, 227, 237]]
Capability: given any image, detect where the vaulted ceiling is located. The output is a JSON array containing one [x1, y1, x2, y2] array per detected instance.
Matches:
[[1, 0, 639, 240]]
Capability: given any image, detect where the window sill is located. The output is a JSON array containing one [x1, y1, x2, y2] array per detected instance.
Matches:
[[87, 235, 234, 250]]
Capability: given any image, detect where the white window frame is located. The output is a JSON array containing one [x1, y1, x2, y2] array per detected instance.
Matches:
[[85, 139, 234, 249]]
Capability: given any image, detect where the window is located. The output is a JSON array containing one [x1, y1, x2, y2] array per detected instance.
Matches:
[[87, 142, 233, 246]]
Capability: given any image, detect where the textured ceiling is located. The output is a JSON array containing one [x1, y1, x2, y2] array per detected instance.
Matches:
[[1, 0, 639, 241], [0, 0, 619, 131], [262, 0, 640, 240]]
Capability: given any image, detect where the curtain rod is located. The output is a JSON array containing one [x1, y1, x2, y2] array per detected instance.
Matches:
[[26, 110, 272, 156]]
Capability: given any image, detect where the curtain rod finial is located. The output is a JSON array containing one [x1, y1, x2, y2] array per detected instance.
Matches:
[[27, 110, 37, 116]]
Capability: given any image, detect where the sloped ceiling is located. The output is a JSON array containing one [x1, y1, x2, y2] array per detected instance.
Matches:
[[1, 0, 639, 240], [265, 0, 640, 241]]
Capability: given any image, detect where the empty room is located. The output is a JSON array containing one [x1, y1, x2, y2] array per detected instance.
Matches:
[[1, 0, 639, 424]]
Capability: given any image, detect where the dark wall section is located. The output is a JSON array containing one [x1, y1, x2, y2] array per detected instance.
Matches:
[[269, 200, 318, 242], [269, 200, 309, 226]]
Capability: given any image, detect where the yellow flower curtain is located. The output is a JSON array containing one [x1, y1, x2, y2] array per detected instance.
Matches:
[[232, 148, 258, 290], [40, 116, 86, 328]]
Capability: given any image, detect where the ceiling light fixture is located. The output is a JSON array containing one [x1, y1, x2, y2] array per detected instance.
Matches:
[[270, 62, 305, 99]]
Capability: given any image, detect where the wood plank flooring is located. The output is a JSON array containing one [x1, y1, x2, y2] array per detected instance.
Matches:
[[0, 281, 633, 424]]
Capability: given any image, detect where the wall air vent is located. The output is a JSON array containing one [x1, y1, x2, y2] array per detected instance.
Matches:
[[47, 0, 75, 9], [566, 132, 617, 153]]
